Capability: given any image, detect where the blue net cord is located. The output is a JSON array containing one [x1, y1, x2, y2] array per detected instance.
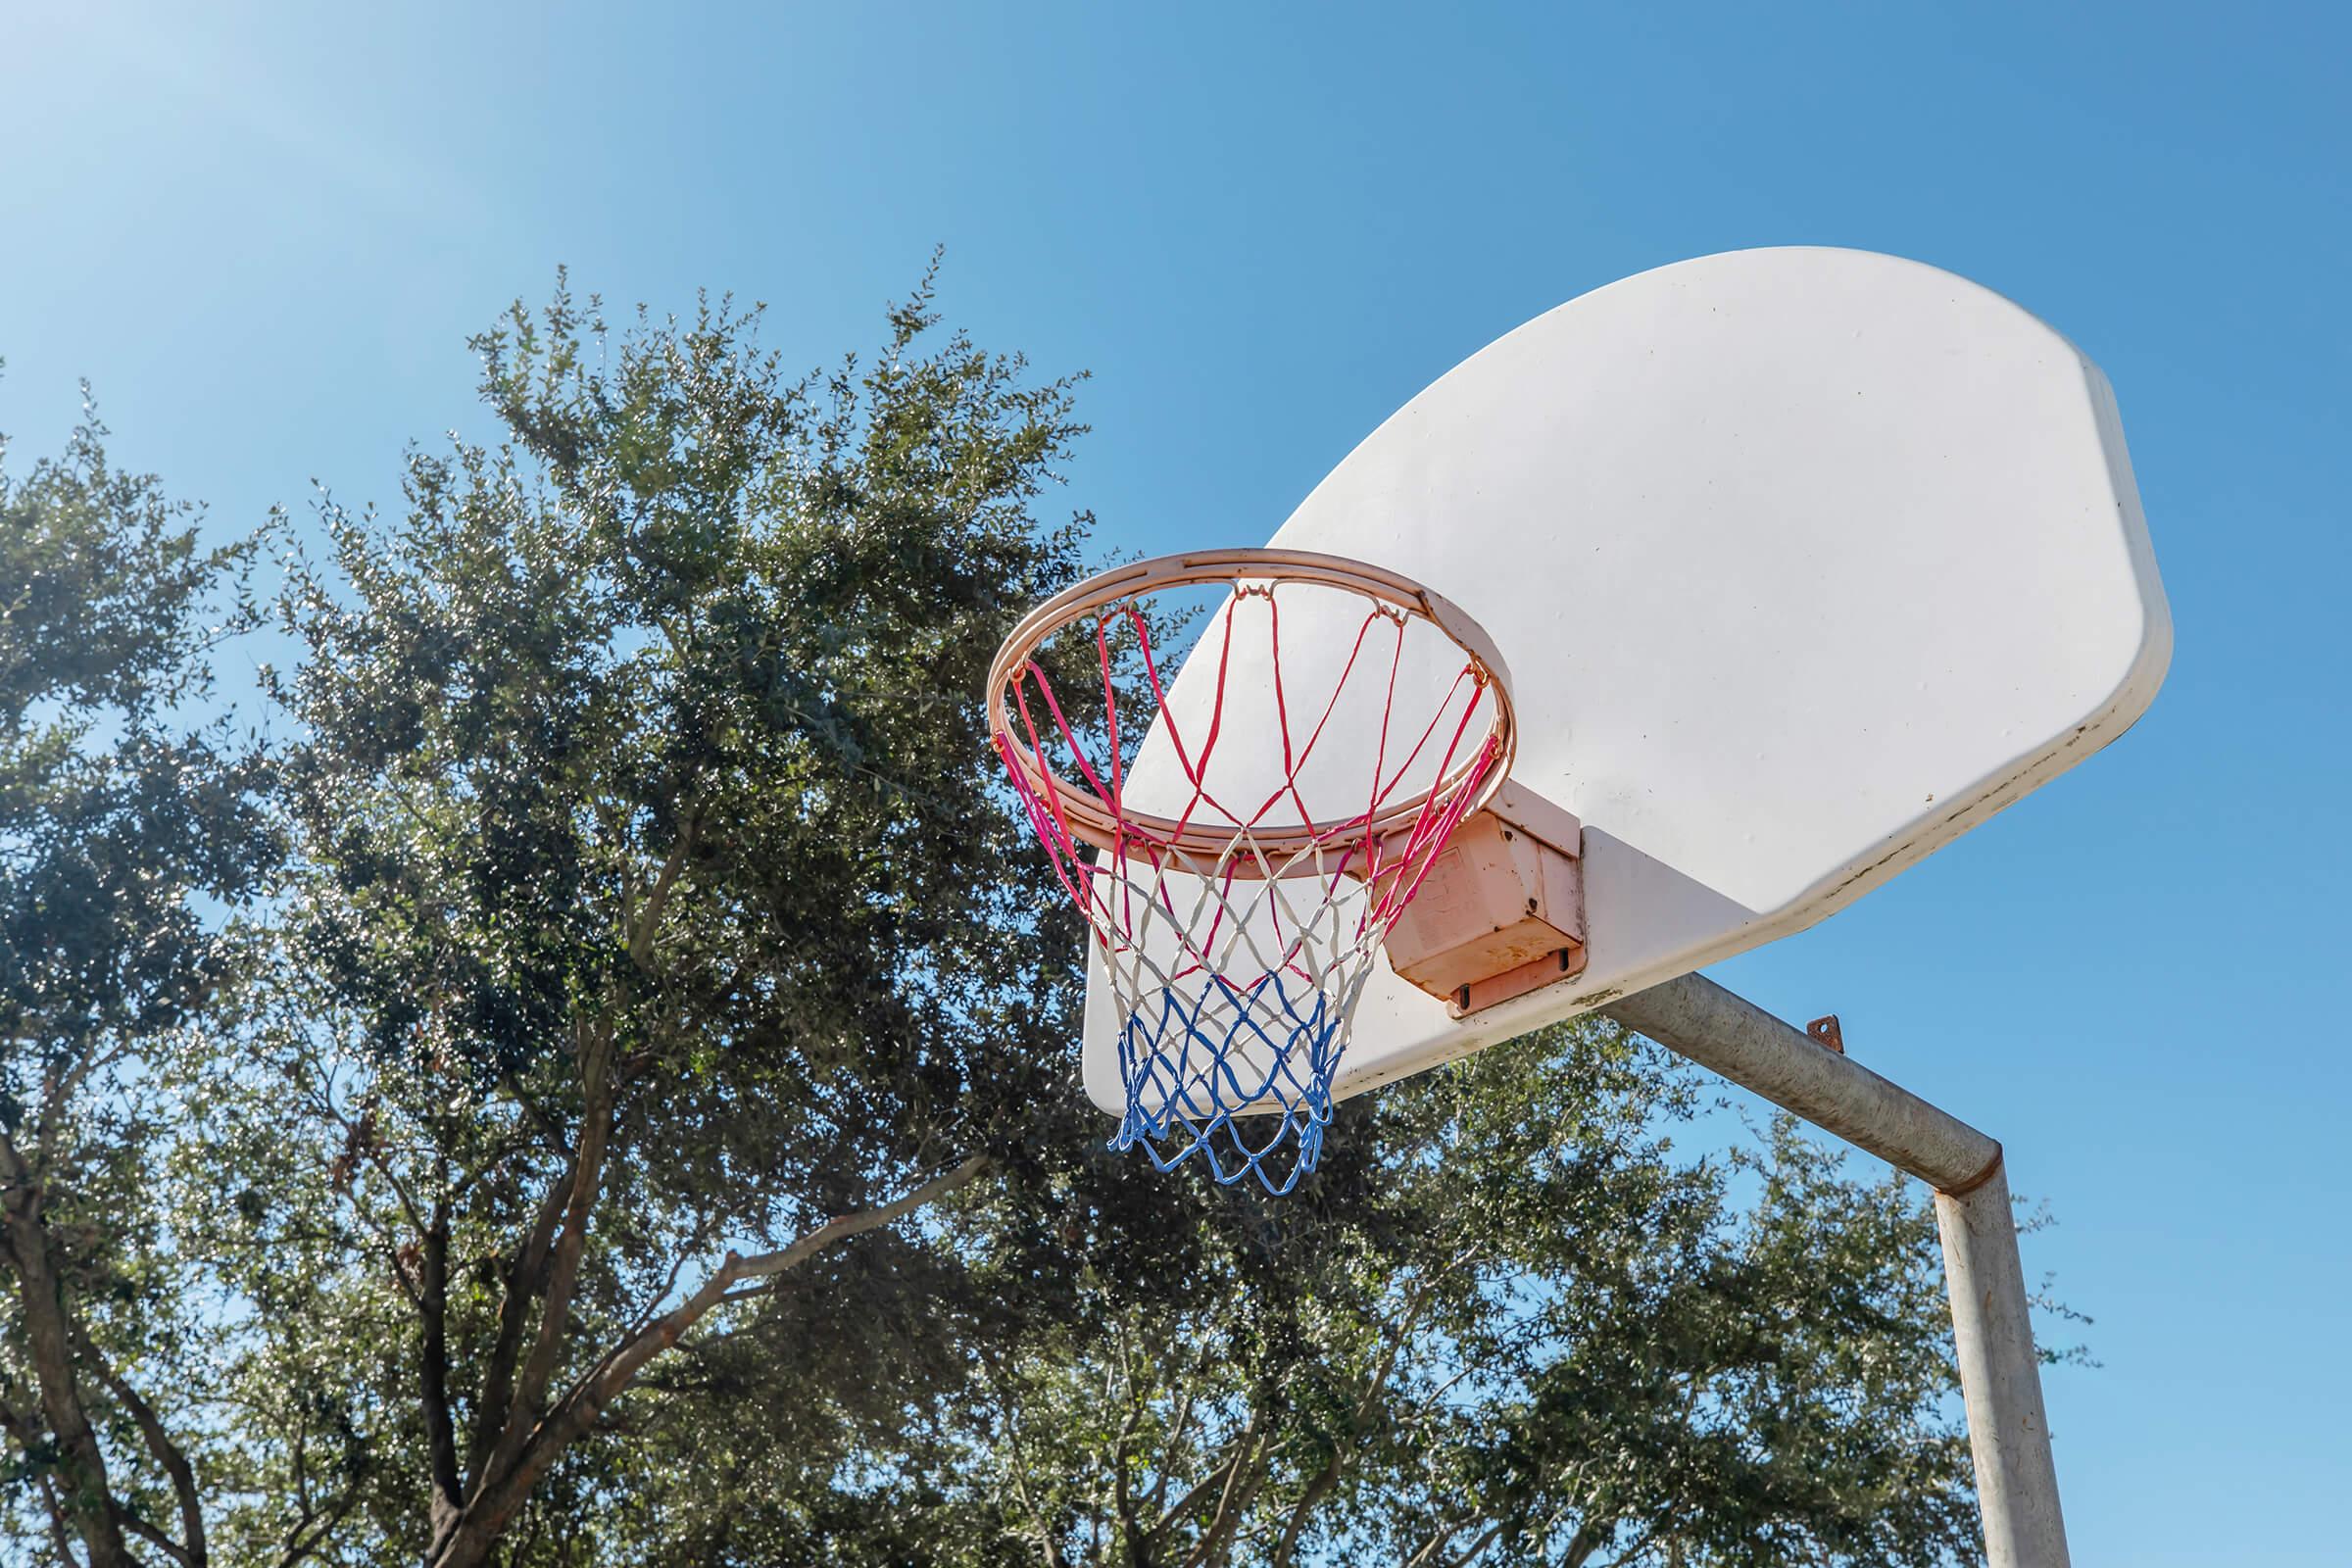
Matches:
[[1083, 824, 1404, 1194], [1109, 967, 1369, 1196], [1066, 751, 1494, 1192]]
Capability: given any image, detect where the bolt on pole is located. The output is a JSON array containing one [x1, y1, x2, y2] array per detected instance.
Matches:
[[1605, 972, 2071, 1568]]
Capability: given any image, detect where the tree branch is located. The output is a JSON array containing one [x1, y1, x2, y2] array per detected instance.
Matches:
[[1147, 1443, 1248, 1554], [431, 1151, 992, 1568], [0, 1131, 136, 1568], [466, 1154, 571, 1484], [267, 1401, 370, 1568], [975, 1345, 1069, 1568], [628, 806, 698, 970], [275, 1479, 368, 1568], [1403, 1518, 1468, 1568], [1191, 1422, 1267, 1568], [78, 1335, 207, 1568], [671, 1152, 991, 1292], [1111, 1320, 1145, 1567], [1581, 1516, 1645, 1568], [1146, 1378, 1200, 1513], [1443, 1518, 1508, 1568], [36, 1472, 88, 1568], [108, 1503, 191, 1567], [475, 1020, 618, 1502], [418, 1197, 463, 1523], [1265, 1268, 1450, 1568], [32, 1044, 118, 1161]]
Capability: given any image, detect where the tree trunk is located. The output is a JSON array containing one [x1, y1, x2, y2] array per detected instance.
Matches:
[[0, 1153, 137, 1568]]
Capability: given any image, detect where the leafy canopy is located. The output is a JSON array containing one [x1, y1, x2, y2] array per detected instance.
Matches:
[[0, 277, 2035, 1568], [268, 269, 1113, 1566], [0, 400, 275, 1568]]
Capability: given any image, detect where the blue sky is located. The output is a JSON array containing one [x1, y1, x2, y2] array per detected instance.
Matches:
[[4, 2, 2345, 1559]]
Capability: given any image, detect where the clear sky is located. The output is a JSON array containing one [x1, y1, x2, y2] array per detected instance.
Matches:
[[4, 3, 2345, 1559]]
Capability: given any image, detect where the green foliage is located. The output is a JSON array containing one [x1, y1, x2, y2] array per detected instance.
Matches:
[[280, 264, 1091, 1125], [910, 1020, 1979, 1568], [0, 402, 278, 1568], [0, 404, 272, 1078], [267, 267, 1108, 1567], [0, 280, 2044, 1568]]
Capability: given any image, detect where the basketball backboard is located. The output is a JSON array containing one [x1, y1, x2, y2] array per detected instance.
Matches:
[[1075, 246, 2171, 1115]]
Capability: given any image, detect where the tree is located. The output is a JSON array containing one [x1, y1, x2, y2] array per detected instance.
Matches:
[[938, 1018, 1983, 1568], [267, 268, 1106, 1568], [0, 401, 277, 1567], [3, 274, 2052, 1567]]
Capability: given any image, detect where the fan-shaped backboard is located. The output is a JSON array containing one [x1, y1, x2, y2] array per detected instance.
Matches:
[[1082, 247, 2171, 1113]]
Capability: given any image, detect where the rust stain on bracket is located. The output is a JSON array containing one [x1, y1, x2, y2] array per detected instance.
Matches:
[[1386, 778, 1588, 1016]]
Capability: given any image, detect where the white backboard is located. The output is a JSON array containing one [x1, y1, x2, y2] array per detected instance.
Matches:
[[1083, 247, 2170, 1114]]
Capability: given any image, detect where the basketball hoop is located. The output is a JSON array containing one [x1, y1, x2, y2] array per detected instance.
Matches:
[[988, 549, 1516, 1191]]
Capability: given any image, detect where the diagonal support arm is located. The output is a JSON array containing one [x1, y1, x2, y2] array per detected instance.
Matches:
[[1604, 971, 2071, 1568]]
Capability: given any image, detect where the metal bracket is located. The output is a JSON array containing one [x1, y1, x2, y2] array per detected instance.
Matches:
[[1806, 1014, 1845, 1054], [1384, 779, 1588, 1015], [1447, 946, 1585, 1019]]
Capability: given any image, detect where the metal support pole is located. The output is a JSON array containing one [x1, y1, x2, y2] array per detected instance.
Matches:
[[1604, 972, 2071, 1568], [1935, 1161, 2071, 1566]]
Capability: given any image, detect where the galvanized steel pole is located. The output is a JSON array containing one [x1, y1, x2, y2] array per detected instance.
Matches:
[[1605, 972, 2071, 1568]]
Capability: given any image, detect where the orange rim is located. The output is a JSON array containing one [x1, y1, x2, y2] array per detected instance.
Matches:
[[986, 548, 1517, 863]]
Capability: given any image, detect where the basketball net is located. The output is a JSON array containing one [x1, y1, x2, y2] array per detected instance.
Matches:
[[991, 555, 1511, 1192]]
